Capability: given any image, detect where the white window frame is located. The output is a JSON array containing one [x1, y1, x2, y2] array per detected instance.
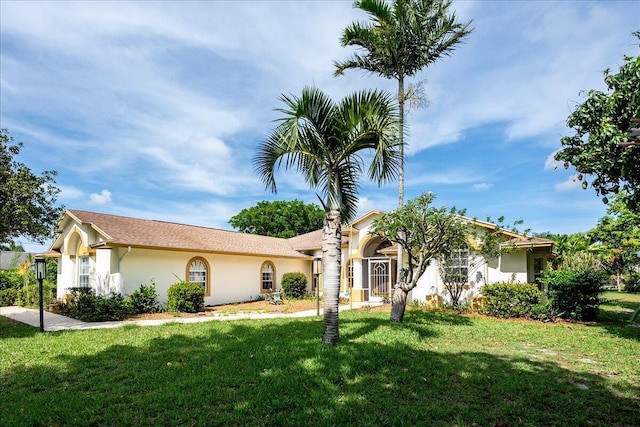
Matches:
[[78, 256, 90, 287], [261, 262, 274, 292], [189, 259, 208, 295], [444, 249, 469, 283]]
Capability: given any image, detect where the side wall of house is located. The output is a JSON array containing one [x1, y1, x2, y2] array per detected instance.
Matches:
[[411, 250, 530, 305], [120, 248, 311, 306]]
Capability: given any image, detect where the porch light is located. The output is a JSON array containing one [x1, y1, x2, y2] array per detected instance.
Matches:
[[35, 258, 46, 280]]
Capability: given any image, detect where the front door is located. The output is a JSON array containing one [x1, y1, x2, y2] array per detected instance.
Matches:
[[368, 258, 395, 298]]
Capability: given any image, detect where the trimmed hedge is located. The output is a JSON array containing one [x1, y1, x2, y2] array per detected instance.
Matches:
[[129, 282, 161, 314], [281, 272, 308, 299], [167, 281, 204, 313], [479, 282, 545, 319], [541, 268, 605, 321], [60, 287, 131, 322]]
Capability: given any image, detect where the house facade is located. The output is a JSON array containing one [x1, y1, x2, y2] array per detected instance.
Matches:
[[46, 209, 554, 307], [48, 210, 313, 306]]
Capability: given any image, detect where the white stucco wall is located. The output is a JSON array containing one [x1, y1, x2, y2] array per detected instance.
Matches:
[[120, 248, 311, 306], [409, 250, 530, 305]]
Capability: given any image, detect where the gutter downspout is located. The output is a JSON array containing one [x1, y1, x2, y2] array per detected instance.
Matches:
[[118, 246, 132, 294]]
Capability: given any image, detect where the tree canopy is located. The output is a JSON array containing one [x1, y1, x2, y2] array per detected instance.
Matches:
[[555, 32, 640, 208], [1, 129, 64, 245], [229, 200, 324, 238]]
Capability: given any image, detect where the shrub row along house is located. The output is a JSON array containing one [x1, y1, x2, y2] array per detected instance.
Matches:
[[45, 209, 554, 306]]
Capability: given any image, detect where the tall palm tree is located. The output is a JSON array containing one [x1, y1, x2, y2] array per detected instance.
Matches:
[[334, 0, 473, 281], [254, 87, 400, 345]]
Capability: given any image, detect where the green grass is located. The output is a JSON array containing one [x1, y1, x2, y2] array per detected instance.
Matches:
[[1, 307, 639, 427], [600, 291, 640, 323]]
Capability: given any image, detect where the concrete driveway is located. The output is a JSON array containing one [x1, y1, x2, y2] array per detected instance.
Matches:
[[0, 302, 382, 331]]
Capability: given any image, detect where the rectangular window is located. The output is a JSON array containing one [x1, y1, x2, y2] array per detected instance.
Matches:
[[78, 256, 90, 287], [444, 249, 469, 283]]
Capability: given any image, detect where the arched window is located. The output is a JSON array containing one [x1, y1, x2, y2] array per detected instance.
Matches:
[[187, 257, 210, 297], [261, 261, 275, 293]]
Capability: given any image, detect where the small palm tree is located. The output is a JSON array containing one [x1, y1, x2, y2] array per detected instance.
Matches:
[[335, 0, 473, 278], [254, 87, 400, 344]]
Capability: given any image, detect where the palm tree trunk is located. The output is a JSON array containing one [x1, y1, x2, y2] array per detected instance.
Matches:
[[396, 75, 406, 310], [322, 209, 342, 345]]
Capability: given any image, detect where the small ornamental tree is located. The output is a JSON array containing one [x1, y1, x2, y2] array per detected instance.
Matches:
[[370, 193, 524, 322], [369, 193, 470, 322]]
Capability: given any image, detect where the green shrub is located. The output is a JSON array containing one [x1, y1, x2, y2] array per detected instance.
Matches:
[[129, 281, 161, 314], [0, 288, 18, 306], [281, 272, 307, 299], [624, 273, 640, 293], [479, 282, 543, 318], [167, 281, 204, 313], [61, 288, 132, 322], [17, 281, 56, 307], [529, 300, 558, 322], [0, 270, 22, 290], [541, 268, 605, 321]]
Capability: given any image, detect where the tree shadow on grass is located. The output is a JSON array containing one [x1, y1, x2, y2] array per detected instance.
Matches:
[[0, 316, 39, 339], [1, 315, 638, 427]]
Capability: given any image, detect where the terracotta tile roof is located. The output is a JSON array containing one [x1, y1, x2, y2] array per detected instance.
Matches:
[[66, 210, 311, 259]]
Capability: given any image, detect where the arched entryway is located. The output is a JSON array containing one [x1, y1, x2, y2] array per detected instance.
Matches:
[[361, 236, 396, 301]]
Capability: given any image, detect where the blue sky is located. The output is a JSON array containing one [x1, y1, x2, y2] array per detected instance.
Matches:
[[1, 1, 639, 252]]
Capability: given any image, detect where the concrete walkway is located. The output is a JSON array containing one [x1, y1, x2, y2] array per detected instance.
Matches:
[[0, 302, 383, 332]]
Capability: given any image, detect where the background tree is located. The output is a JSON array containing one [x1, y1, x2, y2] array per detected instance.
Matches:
[[588, 193, 640, 291], [551, 232, 594, 269], [254, 87, 400, 344], [0, 241, 25, 252], [16, 253, 34, 304], [555, 32, 640, 209], [229, 200, 324, 238], [1, 129, 64, 245], [335, 0, 473, 280]]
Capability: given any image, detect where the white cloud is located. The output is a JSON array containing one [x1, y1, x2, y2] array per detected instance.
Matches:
[[58, 185, 84, 202], [90, 189, 112, 205], [472, 183, 492, 191], [2, 1, 636, 237]]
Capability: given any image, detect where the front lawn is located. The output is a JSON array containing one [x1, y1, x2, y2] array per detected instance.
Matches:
[[1, 308, 638, 426]]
